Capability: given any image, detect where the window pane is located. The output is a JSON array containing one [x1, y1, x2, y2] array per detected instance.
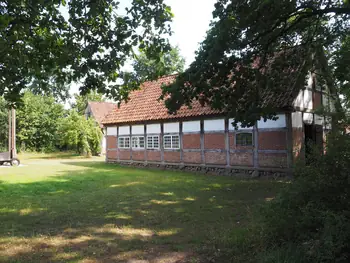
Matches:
[[172, 135, 180, 148], [153, 136, 159, 148], [164, 136, 172, 149], [139, 137, 145, 148], [125, 137, 130, 148], [236, 133, 253, 146], [147, 136, 153, 149]]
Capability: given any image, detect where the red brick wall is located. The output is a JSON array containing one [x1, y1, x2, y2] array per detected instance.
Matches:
[[147, 151, 161, 162], [230, 152, 253, 166], [106, 136, 117, 149], [258, 153, 287, 168], [107, 150, 118, 160], [119, 150, 131, 160], [164, 151, 181, 163], [313, 91, 322, 109], [183, 134, 201, 149], [258, 131, 287, 150], [183, 152, 202, 164], [132, 151, 145, 161], [204, 133, 225, 149], [205, 152, 227, 165]]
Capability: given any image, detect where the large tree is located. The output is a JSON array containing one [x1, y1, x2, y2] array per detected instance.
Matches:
[[162, 0, 350, 127], [0, 0, 172, 105], [132, 46, 185, 82]]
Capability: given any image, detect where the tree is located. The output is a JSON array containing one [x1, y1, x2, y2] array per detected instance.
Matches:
[[132, 46, 185, 82], [0, 97, 8, 151], [0, 0, 172, 105], [162, 0, 350, 127], [16, 92, 65, 152], [72, 90, 104, 115], [57, 110, 102, 156]]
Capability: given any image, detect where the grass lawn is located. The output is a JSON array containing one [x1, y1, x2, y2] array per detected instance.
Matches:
[[0, 154, 284, 263]]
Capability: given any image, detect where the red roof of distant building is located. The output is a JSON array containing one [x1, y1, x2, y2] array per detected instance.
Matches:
[[102, 75, 221, 125], [88, 101, 117, 127]]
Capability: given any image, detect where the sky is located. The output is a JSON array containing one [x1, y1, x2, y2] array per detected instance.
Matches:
[[64, 0, 216, 106]]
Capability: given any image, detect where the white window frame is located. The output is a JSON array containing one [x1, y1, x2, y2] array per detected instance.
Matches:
[[163, 134, 180, 150], [147, 135, 160, 149], [118, 136, 130, 149], [131, 136, 145, 149]]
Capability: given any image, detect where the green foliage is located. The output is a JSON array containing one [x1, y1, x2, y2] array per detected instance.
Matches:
[[72, 90, 104, 115], [163, 0, 349, 126], [132, 46, 185, 81], [258, 133, 350, 262], [0, 0, 173, 105], [16, 92, 65, 152], [57, 111, 102, 156]]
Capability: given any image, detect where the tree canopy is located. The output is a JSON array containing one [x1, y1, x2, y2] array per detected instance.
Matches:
[[131, 46, 185, 82], [162, 0, 350, 126], [0, 0, 172, 106], [72, 90, 104, 115]]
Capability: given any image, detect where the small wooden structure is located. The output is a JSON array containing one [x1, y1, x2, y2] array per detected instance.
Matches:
[[0, 108, 20, 166]]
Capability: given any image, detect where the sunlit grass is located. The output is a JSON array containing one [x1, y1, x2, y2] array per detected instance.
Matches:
[[0, 154, 284, 262]]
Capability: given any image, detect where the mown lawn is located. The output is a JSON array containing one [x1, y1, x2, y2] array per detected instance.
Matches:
[[0, 154, 284, 263]]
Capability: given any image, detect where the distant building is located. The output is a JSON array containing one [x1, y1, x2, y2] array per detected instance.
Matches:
[[102, 51, 336, 175], [85, 101, 117, 154]]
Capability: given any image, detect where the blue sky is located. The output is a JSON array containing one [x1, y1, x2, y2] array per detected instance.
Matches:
[[64, 0, 216, 104]]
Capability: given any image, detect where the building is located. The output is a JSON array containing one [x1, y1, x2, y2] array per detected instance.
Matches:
[[85, 101, 117, 154], [102, 56, 335, 175]]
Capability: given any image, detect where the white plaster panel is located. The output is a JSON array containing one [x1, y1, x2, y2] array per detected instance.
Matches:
[[306, 72, 313, 89], [314, 114, 324, 125], [146, 124, 161, 134], [303, 113, 313, 124], [257, 114, 286, 129], [119, 126, 130, 135], [164, 122, 180, 133], [228, 119, 253, 130], [132, 125, 144, 135], [204, 119, 225, 131], [293, 89, 304, 109], [183, 120, 200, 133], [106, 127, 117, 136], [304, 89, 313, 110], [292, 112, 303, 128]]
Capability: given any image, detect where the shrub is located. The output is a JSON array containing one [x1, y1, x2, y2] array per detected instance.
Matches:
[[258, 133, 350, 262]]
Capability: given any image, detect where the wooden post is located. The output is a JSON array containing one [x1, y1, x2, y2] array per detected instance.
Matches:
[[8, 109, 11, 153]]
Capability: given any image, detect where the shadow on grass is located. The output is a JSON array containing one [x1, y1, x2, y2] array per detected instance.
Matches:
[[0, 161, 285, 263]]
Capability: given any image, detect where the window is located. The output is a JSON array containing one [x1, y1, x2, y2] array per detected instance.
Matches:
[[131, 136, 145, 149], [118, 136, 130, 149], [147, 136, 160, 149], [236, 133, 253, 146], [163, 135, 180, 149]]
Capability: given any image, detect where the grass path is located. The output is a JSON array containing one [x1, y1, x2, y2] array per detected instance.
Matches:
[[0, 154, 283, 262]]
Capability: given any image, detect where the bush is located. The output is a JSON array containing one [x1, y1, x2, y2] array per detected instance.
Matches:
[[258, 133, 350, 262]]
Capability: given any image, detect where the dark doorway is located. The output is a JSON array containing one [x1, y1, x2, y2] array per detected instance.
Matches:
[[305, 124, 323, 162]]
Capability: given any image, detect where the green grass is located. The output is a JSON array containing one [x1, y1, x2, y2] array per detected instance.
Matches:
[[0, 155, 284, 262]]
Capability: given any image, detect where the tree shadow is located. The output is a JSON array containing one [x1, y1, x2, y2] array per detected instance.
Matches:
[[0, 162, 285, 262]]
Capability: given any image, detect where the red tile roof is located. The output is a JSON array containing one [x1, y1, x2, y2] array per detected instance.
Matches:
[[88, 101, 117, 127], [102, 75, 221, 125]]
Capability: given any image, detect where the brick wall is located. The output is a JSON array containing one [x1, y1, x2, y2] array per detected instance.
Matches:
[[205, 152, 227, 165], [183, 134, 201, 149], [107, 150, 118, 160], [132, 151, 145, 161], [204, 133, 225, 149], [258, 153, 287, 168], [258, 131, 287, 150], [230, 152, 253, 166], [147, 151, 161, 162], [119, 150, 131, 160], [183, 151, 201, 164], [106, 136, 117, 149], [313, 91, 322, 109], [164, 151, 181, 163]]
